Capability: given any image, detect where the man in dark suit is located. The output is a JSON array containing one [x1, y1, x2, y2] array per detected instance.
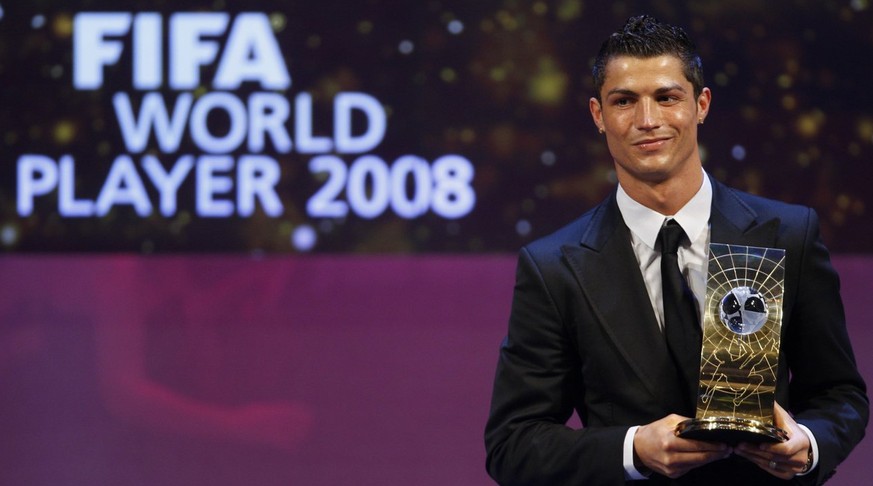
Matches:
[[484, 15, 868, 485]]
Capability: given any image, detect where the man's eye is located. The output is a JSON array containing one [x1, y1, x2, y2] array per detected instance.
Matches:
[[615, 98, 631, 106]]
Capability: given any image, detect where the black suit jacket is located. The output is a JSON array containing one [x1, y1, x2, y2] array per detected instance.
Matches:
[[485, 180, 868, 485]]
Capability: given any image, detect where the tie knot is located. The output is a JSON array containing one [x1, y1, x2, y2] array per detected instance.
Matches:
[[659, 219, 685, 255]]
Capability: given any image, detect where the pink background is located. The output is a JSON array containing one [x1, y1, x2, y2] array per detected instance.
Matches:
[[0, 254, 869, 484]]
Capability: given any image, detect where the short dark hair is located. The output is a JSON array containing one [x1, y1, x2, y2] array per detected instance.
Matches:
[[592, 15, 704, 100]]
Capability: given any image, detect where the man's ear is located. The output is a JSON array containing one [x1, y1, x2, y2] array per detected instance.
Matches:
[[589, 97, 604, 133], [696, 87, 712, 123]]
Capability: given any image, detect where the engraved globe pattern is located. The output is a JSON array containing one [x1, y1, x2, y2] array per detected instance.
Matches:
[[719, 286, 768, 335]]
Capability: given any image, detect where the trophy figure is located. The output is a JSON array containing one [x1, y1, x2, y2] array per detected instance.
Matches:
[[676, 243, 789, 443]]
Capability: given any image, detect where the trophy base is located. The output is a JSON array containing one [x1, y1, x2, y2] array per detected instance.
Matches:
[[676, 417, 788, 444]]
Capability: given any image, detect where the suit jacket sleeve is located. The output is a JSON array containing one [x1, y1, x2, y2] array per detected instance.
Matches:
[[485, 246, 628, 485], [780, 208, 869, 485]]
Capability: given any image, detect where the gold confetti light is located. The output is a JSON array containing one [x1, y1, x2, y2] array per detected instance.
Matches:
[[796, 152, 811, 167], [440, 67, 457, 83], [496, 10, 519, 31], [557, 0, 584, 21], [795, 110, 826, 138], [857, 117, 873, 143], [306, 35, 322, 49], [269, 13, 287, 32], [52, 13, 73, 38], [528, 58, 568, 105], [490, 66, 508, 82], [460, 128, 476, 143], [4, 131, 19, 145], [52, 120, 76, 144], [357, 20, 373, 35]]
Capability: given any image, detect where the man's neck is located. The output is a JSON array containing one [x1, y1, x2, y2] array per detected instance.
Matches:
[[616, 165, 704, 216]]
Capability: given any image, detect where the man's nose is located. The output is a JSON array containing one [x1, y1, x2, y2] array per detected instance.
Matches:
[[635, 98, 661, 130]]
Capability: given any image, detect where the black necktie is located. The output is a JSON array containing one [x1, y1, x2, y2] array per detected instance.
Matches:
[[659, 219, 702, 409]]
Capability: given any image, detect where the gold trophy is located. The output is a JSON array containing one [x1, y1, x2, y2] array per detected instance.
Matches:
[[676, 243, 789, 443]]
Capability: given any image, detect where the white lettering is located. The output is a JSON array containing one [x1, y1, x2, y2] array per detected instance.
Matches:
[[237, 155, 283, 216], [346, 155, 390, 218], [248, 92, 292, 153], [59, 155, 95, 216], [214, 13, 291, 89], [306, 154, 476, 220], [133, 13, 162, 89], [95, 155, 152, 216], [295, 92, 333, 153], [16, 154, 297, 219], [73, 13, 131, 89], [17, 154, 59, 216], [196, 155, 234, 216], [169, 13, 229, 89], [114, 92, 193, 153], [334, 92, 386, 153], [141, 154, 194, 216], [189, 92, 248, 153], [391, 155, 431, 218]]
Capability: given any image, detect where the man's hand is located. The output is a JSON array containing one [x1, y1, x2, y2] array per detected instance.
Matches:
[[634, 414, 732, 478], [734, 402, 812, 480]]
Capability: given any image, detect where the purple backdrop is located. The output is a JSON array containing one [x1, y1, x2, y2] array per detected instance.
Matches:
[[0, 254, 869, 484]]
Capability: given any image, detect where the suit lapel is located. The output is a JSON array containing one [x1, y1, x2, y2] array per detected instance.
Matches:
[[710, 180, 780, 248], [558, 182, 783, 413], [561, 193, 685, 406]]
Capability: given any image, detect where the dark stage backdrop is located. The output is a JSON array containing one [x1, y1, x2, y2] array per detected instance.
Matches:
[[1, 0, 872, 252], [1, 1, 871, 485]]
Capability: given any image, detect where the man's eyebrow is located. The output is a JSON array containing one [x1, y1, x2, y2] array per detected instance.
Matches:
[[655, 84, 687, 94], [605, 84, 687, 98], [605, 88, 638, 98]]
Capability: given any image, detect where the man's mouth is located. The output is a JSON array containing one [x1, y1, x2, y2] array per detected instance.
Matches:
[[634, 137, 671, 151]]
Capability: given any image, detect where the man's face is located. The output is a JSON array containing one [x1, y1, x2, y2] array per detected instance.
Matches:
[[589, 55, 711, 186]]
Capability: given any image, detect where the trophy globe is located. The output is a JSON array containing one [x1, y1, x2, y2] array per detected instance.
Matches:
[[719, 286, 768, 335]]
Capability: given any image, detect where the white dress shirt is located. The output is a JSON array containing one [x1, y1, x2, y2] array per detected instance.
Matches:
[[616, 173, 711, 328], [613, 172, 818, 479]]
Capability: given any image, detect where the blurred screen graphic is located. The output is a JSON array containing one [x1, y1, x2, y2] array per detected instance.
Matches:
[[1, 1, 872, 253]]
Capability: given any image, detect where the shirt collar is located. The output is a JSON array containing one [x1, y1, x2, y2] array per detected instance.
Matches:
[[616, 171, 712, 250]]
